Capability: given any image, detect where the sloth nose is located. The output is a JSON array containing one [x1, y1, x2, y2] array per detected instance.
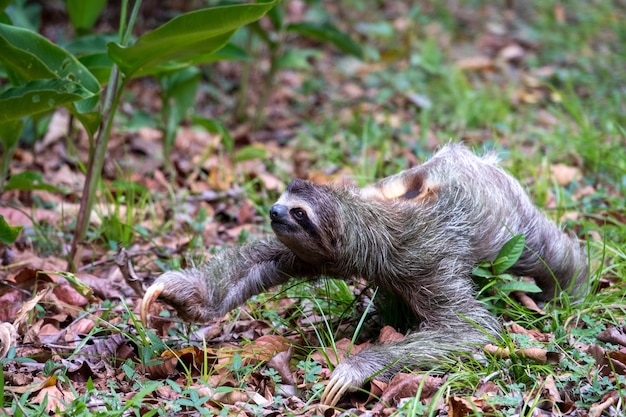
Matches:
[[269, 204, 288, 221]]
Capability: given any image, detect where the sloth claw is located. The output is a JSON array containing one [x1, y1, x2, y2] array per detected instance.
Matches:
[[320, 373, 353, 407], [140, 282, 165, 325]]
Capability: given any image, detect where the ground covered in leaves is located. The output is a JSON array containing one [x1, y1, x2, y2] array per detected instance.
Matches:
[[1, 1, 626, 416]]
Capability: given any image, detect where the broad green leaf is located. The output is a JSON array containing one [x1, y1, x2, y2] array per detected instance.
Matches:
[[234, 144, 268, 162], [492, 234, 526, 274], [66, 33, 116, 84], [0, 119, 24, 150], [0, 0, 12, 13], [0, 23, 100, 94], [266, 4, 284, 30], [471, 265, 494, 279], [4, 1, 40, 32], [0, 23, 101, 133], [0, 79, 93, 123], [498, 281, 543, 294], [286, 22, 363, 59], [66, 0, 107, 33], [77, 53, 113, 85], [160, 67, 201, 151], [0, 214, 22, 245], [141, 43, 250, 75], [107, 0, 279, 78], [4, 170, 65, 193]]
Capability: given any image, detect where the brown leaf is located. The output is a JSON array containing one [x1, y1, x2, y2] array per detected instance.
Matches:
[[13, 286, 52, 335], [266, 346, 294, 385], [550, 163, 581, 186], [508, 323, 552, 342], [512, 291, 547, 314], [448, 396, 480, 417], [483, 344, 561, 364], [455, 56, 494, 72], [475, 380, 501, 396], [378, 325, 406, 343], [542, 374, 562, 407], [597, 326, 626, 347], [372, 373, 444, 411], [33, 382, 76, 413], [53, 284, 89, 307], [242, 334, 292, 362]]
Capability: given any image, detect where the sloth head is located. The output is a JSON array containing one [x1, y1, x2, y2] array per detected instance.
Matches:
[[269, 179, 342, 264]]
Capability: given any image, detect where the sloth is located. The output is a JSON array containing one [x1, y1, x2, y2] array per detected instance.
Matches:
[[141, 144, 588, 407]]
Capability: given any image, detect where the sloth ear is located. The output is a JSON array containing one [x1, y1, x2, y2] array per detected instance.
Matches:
[[361, 168, 438, 203], [402, 170, 438, 202]]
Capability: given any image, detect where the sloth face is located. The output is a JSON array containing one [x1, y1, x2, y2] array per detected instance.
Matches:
[[270, 179, 339, 264]]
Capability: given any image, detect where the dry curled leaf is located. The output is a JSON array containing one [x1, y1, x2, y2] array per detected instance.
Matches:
[[597, 326, 626, 347], [13, 286, 52, 335], [484, 344, 561, 364]]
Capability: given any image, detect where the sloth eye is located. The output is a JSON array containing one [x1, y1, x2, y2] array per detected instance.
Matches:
[[290, 208, 307, 221]]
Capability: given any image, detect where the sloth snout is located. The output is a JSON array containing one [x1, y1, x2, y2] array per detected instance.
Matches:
[[269, 204, 288, 221]]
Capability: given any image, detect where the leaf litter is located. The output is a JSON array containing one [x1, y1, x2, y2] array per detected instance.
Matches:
[[1, 1, 626, 416]]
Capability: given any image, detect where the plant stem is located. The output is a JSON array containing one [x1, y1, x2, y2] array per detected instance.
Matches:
[[235, 29, 254, 122], [68, 66, 125, 270], [67, 0, 142, 270], [253, 29, 285, 130]]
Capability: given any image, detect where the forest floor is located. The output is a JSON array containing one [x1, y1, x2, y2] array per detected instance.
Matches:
[[1, 1, 625, 416]]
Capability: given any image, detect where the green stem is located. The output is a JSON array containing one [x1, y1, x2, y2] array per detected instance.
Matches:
[[67, 0, 141, 270], [253, 30, 285, 130], [69, 67, 126, 270], [235, 29, 254, 121]]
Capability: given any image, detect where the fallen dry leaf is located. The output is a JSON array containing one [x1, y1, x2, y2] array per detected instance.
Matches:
[[484, 344, 561, 364], [512, 291, 546, 314], [597, 326, 626, 347], [372, 373, 444, 412], [455, 56, 494, 71], [378, 325, 406, 343], [550, 163, 581, 186], [266, 346, 294, 385], [13, 286, 52, 335], [0, 322, 18, 358]]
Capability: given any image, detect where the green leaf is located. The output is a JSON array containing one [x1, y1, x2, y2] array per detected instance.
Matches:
[[107, 1, 279, 78], [0, 0, 12, 14], [0, 119, 24, 150], [4, 170, 64, 193], [286, 22, 363, 59], [160, 67, 201, 151], [492, 234, 526, 275], [66, 33, 117, 85], [498, 281, 543, 294], [0, 23, 101, 133], [0, 79, 93, 123], [0, 214, 22, 245], [234, 144, 268, 162], [472, 265, 494, 279], [0, 23, 100, 94], [65, 0, 107, 33]]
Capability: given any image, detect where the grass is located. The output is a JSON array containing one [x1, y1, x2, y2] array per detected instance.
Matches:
[[3, 0, 625, 415]]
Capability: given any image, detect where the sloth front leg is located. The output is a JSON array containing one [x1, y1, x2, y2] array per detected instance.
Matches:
[[141, 239, 314, 324]]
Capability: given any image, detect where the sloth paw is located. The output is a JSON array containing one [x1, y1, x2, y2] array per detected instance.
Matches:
[[320, 362, 366, 407]]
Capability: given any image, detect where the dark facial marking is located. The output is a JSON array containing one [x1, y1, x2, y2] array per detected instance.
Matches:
[[290, 208, 307, 221]]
